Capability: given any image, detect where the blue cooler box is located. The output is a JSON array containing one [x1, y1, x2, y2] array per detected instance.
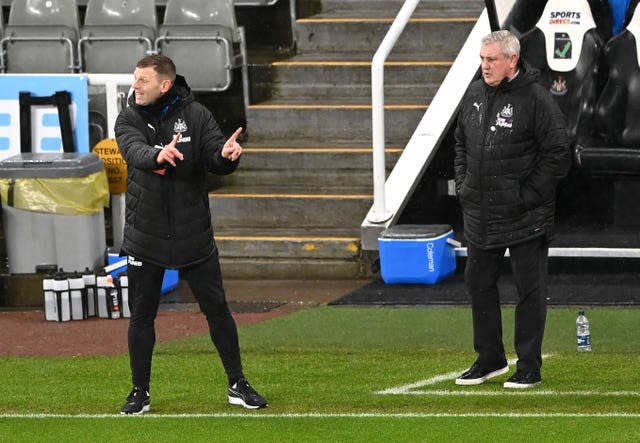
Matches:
[[107, 253, 179, 294], [378, 224, 457, 284]]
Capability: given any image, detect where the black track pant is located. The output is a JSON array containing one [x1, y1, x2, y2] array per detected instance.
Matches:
[[126, 249, 244, 390], [465, 236, 549, 374]]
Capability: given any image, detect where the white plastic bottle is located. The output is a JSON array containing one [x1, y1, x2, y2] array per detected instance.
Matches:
[[107, 275, 121, 319], [576, 310, 592, 352], [68, 272, 86, 320], [96, 271, 109, 318], [119, 272, 130, 318], [52, 270, 71, 322], [82, 268, 97, 317], [43, 272, 58, 322]]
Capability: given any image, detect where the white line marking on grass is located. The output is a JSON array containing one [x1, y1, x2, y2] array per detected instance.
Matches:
[[392, 390, 640, 397], [377, 370, 462, 394], [375, 354, 639, 398], [3, 412, 640, 419], [377, 355, 549, 395]]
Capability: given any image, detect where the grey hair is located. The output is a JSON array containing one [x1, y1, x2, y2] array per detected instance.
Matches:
[[481, 30, 520, 58]]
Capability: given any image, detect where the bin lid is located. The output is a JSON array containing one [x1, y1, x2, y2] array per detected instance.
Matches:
[[0, 153, 104, 178], [379, 224, 453, 239]]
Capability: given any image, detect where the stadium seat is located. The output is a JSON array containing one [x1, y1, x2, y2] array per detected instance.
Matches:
[[1, 0, 80, 73], [574, 3, 640, 175], [78, 0, 157, 73], [519, 0, 604, 148], [155, 0, 247, 93]]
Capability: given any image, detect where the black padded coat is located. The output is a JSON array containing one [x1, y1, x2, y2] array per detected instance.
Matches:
[[454, 62, 570, 249], [114, 75, 237, 268]]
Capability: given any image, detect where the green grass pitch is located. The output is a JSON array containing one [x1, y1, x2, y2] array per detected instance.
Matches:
[[1, 306, 639, 441]]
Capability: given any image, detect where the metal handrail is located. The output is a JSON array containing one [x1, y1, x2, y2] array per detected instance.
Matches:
[[368, 0, 421, 223], [0, 35, 76, 73], [235, 0, 279, 6]]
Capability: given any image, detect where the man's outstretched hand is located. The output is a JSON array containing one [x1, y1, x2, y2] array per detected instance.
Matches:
[[222, 127, 243, 161], [157, 133, 184, 167]]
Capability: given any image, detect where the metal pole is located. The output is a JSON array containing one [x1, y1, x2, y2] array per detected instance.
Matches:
[[368, 0, 421, 223], [87, 73, 133, 138], [87, 74, 133, 251]]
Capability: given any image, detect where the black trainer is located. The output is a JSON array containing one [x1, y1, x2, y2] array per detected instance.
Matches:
[[228, 379, 268, 409], [503, 370, 541, 389], [120, 386, 151, 415], [455, 362, 509, 386]]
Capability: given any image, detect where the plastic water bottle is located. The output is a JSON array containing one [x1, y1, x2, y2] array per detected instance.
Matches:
[[119, 272, 130, 318], [96, 271, 109, 318], [107, 275, 121, 319], [68, 271, 87, 321], [82, 268, 97, 317], [52, 270, 71, 322], [43, 271, 58, 322], [576, 310, 592, 352]]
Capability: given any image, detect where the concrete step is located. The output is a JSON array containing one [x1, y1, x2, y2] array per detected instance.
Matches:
[[219, 257, 369, 279], [260, 57, 451, 101], [213, 227, 369, 279], [245, 100, 426, 145], [315, 0, 484, 18], [295, 16, 475, 58], [220, 146, 402, 189], [210, 189, 372, 229], [212, 0, 478, 280], [216, 231, 360, 259]]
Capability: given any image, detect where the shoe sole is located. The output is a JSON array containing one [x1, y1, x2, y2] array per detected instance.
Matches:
[[455, 365, 509, 386], [228, 395, 267, 409], [120, 403, 151, 415], [503, 380, 541, 389]]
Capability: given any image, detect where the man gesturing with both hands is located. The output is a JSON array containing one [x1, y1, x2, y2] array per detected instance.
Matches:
[[115, 54, 267, 415]]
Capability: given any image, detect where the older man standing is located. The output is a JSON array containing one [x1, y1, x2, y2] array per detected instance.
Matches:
[[453, 30, 570, 388]]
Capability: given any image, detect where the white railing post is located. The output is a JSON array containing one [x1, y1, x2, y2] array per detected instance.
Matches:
[[87, 73, 134, 138], [86, 74, 133, 251], [368, 0, 421, 223]]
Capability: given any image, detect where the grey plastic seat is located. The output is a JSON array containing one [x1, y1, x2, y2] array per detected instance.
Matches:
[[1, 0, 80, 73], [79, 0, 157, 73], [155, 0, 245, 92]]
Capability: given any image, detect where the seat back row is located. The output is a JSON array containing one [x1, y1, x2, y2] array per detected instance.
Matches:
[[519, 0, 640, 176], [0, 0, 244, 92]]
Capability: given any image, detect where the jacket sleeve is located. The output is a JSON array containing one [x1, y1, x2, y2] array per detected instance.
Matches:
[[453, 103, 468, 195], [114, 110, 162, 170], [197, 105, 239, 176], [521, 87, 571, 208]]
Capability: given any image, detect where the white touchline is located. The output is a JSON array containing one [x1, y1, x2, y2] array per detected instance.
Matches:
[[376, 356, 529, 395], [387, 390, 640, 397], [375, 353, 640, 397], [2, 412, 640, 419]]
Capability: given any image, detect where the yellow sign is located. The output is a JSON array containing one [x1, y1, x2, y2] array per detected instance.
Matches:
[[92, 138, 127, 194]]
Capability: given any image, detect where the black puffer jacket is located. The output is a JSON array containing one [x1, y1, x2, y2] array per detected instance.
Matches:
[[114, 75, 237, 268], [454, 62, 570, 249]]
